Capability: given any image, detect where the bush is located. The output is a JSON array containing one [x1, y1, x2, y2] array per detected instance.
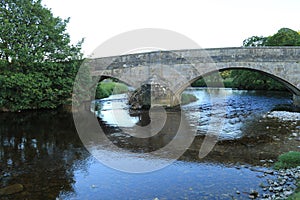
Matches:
[[0, 61, 81, 111], [274, 151, 300, 169]]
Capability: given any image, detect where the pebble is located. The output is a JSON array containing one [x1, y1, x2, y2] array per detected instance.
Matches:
[[265, 170, 274, 175], [257, 167, 300, 200], [291, 133, 298, 137]]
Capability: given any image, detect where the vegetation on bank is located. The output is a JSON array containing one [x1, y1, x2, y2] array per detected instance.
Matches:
[[95, 81, 129, 99], [191, 69, 288, 91], [274, 151, 300, 169]]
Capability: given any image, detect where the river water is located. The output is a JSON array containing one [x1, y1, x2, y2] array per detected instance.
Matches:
[[1, 88, 300, 199]]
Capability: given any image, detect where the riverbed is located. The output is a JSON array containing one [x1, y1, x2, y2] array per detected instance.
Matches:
[[0, 88, 299, 199]]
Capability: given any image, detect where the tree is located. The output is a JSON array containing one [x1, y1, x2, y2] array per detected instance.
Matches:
[[0, 0, 84, 111], [234, 27, 300, 91], [229, 69, 286, 91], [0, 0, 83, 67], [265, 28, 300, 46]]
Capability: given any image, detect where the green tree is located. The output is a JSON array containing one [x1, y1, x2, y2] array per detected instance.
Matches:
[[232, 27, 300, 91], [0, 0, 83, 67], [0, 0, 84, 111], [265, 28, 300, 46], [229, 69, 286, 90]]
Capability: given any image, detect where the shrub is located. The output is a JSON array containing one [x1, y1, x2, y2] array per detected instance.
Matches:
[[274, 151, 300, 169]]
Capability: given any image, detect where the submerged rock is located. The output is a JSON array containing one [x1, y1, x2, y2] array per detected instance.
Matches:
[[0, 184, 24, 196]]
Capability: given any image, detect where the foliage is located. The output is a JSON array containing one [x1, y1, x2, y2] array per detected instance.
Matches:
[[0, 0, 83, 65], [0, 0, 84, 111], [243, 36, 267, 47], [274, 151, 300, 169], [95, 81, 128, 99], [229, 69, 287, 90], [191, 69, 287, 91], [265, 28, 300, 46], [191, 71, 229, 87], [233, 27, 300, 91], [243, 28, 300, 47], [0, 60, 82, 111]]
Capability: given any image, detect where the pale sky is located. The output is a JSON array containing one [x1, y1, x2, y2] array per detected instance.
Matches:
[[42, 0, 300, 57]]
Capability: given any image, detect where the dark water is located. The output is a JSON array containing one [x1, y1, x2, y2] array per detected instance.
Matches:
[[1, 89, 300, 199]]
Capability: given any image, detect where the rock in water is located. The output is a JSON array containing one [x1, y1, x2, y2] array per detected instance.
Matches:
[[0, 184, 24, 196]]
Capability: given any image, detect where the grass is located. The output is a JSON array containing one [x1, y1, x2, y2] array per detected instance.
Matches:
[[181, 93, 198, 105], [274, 151, 300, 170], [96, 81, 128, 99]]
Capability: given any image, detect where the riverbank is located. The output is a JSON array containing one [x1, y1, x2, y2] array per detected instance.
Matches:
[[232, 166, 300, 199]]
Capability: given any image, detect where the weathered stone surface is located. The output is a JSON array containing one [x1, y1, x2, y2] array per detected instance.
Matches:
[[293, 94, 300, 107]]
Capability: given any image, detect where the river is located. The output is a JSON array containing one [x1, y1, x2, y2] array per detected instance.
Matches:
[[0, 88, 299, 199]]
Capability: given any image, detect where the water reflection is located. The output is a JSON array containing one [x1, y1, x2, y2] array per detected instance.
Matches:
[[0, 89, 299, 199], [0, 111, 89, 200]]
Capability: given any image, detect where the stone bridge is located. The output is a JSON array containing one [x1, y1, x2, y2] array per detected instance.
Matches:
[[85, 47, 300, 108]]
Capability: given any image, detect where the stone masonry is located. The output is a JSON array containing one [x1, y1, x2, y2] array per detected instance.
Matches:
[[86, 47, 300, 107]]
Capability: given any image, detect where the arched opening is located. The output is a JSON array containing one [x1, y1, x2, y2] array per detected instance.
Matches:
[[184, 68, 299, 94], [95, 76, 134, 100], [178, 67, 300, 108]]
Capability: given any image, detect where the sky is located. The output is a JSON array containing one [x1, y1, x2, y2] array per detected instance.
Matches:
[[42, 0, 300, 57]]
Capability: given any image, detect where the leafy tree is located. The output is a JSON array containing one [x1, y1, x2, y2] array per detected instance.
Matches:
[[0, 0, 83, 67], [265, 28, 300, 46], [0, 0, 84, 111], [229, 69, 286, 91], [232, 28, 300, 91]]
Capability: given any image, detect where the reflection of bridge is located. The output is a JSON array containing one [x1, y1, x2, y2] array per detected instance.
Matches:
[[86, 47, 300, 107]]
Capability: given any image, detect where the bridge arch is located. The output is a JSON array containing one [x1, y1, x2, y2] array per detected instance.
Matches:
[[176, 67, 300, 97]]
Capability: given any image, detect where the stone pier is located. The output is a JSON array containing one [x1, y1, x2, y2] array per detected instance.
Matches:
[[128, 76, 181, 109]]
